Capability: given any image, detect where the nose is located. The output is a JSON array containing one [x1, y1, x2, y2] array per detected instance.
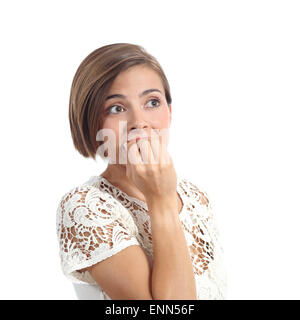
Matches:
[[129, 123, 149, 132], [127, 124, 150, 143], [127, 107, 150, 137]]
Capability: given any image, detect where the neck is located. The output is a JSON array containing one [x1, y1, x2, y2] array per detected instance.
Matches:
[[100, 164, 146, 201], [100, 163, 125, 182], [100, 164, 182, 213]]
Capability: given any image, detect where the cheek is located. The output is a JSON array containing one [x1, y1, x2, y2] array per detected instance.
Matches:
[[101, 118, 119, 136], [98, 118, 122, 162], [101, 118, 123, 147], [154, 107, 171, 129]]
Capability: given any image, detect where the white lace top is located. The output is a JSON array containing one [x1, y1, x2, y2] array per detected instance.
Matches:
[[56, 174, 227, 300]]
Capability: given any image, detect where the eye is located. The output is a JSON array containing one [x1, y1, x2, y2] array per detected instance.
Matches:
[[107, 105, 125, 114], [146, 98, 161, 108], [106, 98, 161, 114]]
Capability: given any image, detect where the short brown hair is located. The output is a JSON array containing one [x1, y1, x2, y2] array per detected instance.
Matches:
[[68, 43, 172, 160]]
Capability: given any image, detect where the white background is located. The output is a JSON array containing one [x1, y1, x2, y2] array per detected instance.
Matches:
[[0, 0, 299, 299]]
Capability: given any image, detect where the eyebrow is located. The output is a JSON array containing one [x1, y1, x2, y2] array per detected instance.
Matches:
[[105, 88, 162, 101]]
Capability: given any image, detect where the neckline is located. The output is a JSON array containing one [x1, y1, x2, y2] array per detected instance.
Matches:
[[97, 174, 186, 218]]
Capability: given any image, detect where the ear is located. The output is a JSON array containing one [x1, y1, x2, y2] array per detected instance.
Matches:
[[169, 103, 172, 124]]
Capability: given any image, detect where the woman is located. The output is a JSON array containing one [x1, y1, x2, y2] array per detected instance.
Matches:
[[56, 43, 227, 300]]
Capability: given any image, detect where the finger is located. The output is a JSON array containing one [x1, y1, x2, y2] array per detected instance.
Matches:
[[159, 134, 170, 165], [127, 140, 142, 165], [150, 129, 169, 164], [137, 138, 155, 164], [149, 130, 160, 164]]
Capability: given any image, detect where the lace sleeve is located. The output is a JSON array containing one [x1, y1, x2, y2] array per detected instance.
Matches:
[[56, 185, 141, 285], [186, 179, 227, 298], [186, 179, 222, 247]]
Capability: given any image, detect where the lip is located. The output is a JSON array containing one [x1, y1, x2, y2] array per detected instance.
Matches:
[[127, 129, 150, 142], [127, 136, 148, 143]]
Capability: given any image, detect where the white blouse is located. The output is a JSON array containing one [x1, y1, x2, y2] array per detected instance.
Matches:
[[56, 174, 227, 299]]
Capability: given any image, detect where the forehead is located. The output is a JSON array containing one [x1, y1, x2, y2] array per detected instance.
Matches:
[[109, 65, 163, 91]]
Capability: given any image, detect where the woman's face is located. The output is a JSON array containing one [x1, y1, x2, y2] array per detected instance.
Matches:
[[99, 64, 172, 164]]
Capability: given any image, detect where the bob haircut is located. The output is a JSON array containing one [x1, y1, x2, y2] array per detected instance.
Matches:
[[69, 43, 173, 160]]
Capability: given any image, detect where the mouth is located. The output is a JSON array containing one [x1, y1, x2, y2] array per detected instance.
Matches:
[[127, 128, 151, 143], [127, 136, 148, 143]]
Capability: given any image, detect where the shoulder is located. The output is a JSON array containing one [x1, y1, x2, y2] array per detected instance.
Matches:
[[57, 183, 118, 211], [57, 178, 126, 210], [56, 182, 136, 232]]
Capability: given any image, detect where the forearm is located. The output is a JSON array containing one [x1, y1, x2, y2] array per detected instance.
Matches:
[[148, 198, 197, 300]]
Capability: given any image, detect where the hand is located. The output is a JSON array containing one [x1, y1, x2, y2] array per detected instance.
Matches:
[[124, 130, 177, 206]]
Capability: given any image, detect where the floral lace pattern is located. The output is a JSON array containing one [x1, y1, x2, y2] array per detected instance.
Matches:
[[56, 175, 227, 299]]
